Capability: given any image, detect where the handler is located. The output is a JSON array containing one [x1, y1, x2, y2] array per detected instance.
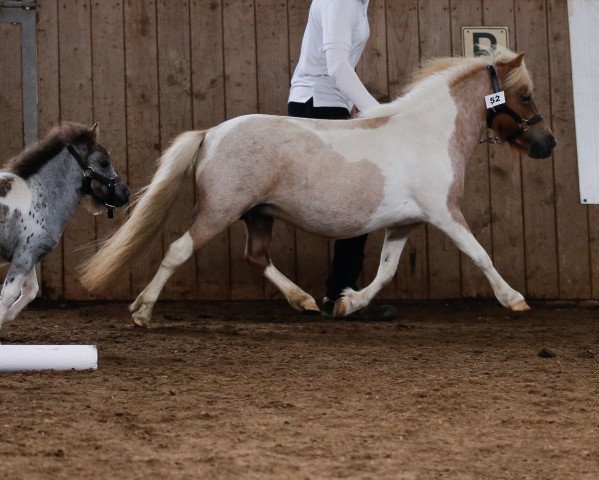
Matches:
[[288, 0, 397, 320]]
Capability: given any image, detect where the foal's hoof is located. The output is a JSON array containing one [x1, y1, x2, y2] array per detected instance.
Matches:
[[510, 300, 531, 312]]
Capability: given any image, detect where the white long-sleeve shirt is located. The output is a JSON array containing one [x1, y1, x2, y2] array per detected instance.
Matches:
[[289, 0, 378, 112]]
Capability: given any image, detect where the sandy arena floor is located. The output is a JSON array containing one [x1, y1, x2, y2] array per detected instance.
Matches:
[[1, 300, 598, 479]]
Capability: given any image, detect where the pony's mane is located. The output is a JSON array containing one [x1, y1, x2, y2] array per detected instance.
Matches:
[[361, 47, 533, 119], [3, 122, 95, 179]]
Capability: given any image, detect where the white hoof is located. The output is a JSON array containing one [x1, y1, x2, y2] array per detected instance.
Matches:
[[333, 289, 362, 317], [131, 303, 153, 328], [510, 300, 531, 312]]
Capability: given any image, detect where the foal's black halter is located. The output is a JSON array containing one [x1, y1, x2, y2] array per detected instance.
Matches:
[[483, 65, 544, 143], [66, 144, 118, 219]]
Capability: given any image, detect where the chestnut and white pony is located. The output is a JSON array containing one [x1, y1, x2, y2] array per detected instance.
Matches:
[[81, 48, 556, 327]]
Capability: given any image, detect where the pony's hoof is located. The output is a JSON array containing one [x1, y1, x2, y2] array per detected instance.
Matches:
[[510, 300, 531, 312], [131, 303, 152, 328], [289, 294, 320, 314], [132, 314, 151, 328], [300, 298, 320, 314], [333, 297, 349, 317]]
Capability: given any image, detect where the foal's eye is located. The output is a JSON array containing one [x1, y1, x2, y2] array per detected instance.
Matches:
[[520, 94, 532, 103], [99, 159, 110, 168]]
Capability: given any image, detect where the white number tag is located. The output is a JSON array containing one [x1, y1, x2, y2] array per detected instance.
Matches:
[[485, 91, 506, 109]]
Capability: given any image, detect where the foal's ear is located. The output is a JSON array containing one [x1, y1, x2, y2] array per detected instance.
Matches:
[[90, 122, 100, 139]]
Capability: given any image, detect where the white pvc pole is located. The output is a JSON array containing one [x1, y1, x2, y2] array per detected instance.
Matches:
[[0, 345, 97, 372]]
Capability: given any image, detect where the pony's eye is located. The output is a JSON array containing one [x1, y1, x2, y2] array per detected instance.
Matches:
[[98, 159, 110, 168], [520, 94, 532, 103]]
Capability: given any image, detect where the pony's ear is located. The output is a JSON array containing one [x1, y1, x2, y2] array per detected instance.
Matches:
[[501, 52, 525, 69], [90, 122, 99, 139]]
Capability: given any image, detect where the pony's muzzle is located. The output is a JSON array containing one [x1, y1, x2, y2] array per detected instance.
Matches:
[[529, 133, 557, 159], [113, 184, 130, 207], [91, 180, 130, 207]]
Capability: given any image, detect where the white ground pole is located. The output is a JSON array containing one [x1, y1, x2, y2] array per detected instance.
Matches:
[[0, 345, 97, 372]]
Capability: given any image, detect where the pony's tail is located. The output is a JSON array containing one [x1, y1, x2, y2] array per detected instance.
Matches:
[[80, 130, 206, 293]]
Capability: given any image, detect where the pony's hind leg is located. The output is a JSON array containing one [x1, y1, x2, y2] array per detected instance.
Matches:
[[333, 226, 411, 317], [129, 232, 195, 327], [129, 212, 237, 327], [243, 213, 319, 314]]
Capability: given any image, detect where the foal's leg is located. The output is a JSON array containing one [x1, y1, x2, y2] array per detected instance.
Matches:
[[333, 226, 411, 317], [243, 213, 320, 313], [0, 256, 36, 329], [4, 268, 38, 324], [433, 211, 529, 311]]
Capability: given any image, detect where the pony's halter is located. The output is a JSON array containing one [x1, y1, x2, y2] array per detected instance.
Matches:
[[66, 144, 118, 219], [482, 64, 544, 144]]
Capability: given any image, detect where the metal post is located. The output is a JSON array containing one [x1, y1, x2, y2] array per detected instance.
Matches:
[[0, 0, 38, 146]]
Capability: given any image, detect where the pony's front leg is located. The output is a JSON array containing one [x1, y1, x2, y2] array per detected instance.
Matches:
[[129, 232, 194, 327], [0, 258, 36, 330], [433, 211, 529, 311], [333, 226, 412, 317], [4, 268, 38, 324]]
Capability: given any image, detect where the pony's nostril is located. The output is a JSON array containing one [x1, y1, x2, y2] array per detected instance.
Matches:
[[550, 136, 558, 148]]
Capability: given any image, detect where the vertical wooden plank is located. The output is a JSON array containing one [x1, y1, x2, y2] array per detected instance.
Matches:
[[590, 209, 599, 298], [156, 0, 196, 299], [0, 24, 23, 177], [255, 0, 296, 300], [36, 0, 63, 298], [124, 0, 163, 296], [450, 0, 493, 298], [0, 24, 23, 284], [287, 0, 329, 300], [190, 0, 230, 299], [223, 0, 263, 299], [58, 0, 95, 300], [482, 0, 526, 295], [91, 0, 130, 300], [288, 0, 309, 74], [387, 0, 428, 299], [357, 0, 389, 103], [514, 0, 558, 297], [359, 0, 394, 299], [0, 20, 22, 285], [419, 0, 461, 298], [547, 0, 591, 299]]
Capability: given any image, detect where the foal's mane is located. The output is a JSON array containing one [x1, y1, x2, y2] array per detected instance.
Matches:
[[3, 122, 96, 179], [361, 47, 532, 119]]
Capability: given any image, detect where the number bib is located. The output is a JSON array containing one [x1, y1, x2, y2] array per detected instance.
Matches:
[[485, 91, 506, 109]]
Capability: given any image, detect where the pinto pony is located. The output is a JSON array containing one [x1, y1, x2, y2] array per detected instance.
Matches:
[[81, 48, 556, 327]]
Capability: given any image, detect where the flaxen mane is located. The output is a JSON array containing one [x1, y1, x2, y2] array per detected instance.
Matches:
[[361, 47, 532, 120], [3, 122, 95, 179]]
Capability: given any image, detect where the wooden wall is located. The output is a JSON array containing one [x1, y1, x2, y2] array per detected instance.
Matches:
[[0, 0, 595, 301]]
